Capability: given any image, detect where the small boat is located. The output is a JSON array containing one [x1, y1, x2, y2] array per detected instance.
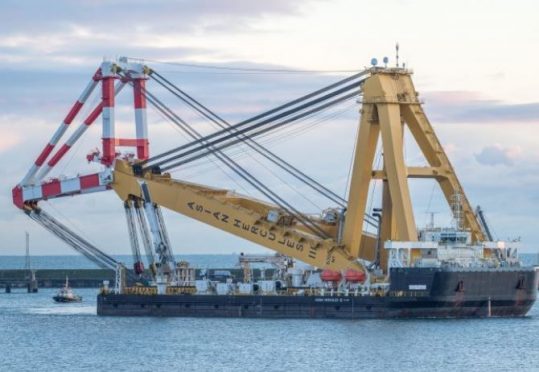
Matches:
[[53, 276, 82, 303]]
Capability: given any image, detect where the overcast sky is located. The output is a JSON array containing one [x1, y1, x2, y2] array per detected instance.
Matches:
[[1, 0, 539, 257]]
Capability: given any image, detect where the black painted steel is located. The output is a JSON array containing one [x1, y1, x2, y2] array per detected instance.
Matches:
[[151, 73, 346, 206], [97, 268, 538, 319], [148, 84, 361, 171], [158, 91, 359, 172], [143, 70, 369, 167], [139, 84, 330, 238], [150, 72, 378, 229]]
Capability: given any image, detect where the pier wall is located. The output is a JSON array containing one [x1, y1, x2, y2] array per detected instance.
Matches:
[[0, 268, 273, 288]]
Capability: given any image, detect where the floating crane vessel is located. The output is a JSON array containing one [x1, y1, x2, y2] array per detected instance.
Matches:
[[13, 57, 538, 318]]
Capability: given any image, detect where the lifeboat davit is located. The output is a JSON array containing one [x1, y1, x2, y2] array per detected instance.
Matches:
[[344, 269, 366, 283], [321, 269, 342, 282]]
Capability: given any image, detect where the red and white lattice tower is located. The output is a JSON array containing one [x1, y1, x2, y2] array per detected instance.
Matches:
[[13, 59, 149, 209]]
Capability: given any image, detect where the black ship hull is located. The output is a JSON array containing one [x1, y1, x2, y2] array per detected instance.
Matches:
[[97, 268, 539, 319]]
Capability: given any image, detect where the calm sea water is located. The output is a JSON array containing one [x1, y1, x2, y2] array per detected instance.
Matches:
[[2, 255, 539, 371], [1, 288, 538, 371]]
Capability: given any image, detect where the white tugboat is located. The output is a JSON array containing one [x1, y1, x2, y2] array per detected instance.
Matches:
[[53, 277, 82, 303]]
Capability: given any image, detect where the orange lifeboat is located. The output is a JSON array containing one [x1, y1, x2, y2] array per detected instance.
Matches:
[[321, 269, 342, 282], [344, 269, 366, 283]]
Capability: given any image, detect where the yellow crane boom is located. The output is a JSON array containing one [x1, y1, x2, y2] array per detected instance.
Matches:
[[110, 67, 485, 276], [112, 160, 373, 273], [14, 59, 490, 281]]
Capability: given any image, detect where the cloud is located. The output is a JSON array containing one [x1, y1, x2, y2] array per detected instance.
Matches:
[[474, 144, 522, 166], [0, 128, 21, 153], [0, 0, 317, 70], [423, 90, 539, 124], [0, 61, 355, 255], [0, 0, 306, 34], [3, 0, 539, 255]]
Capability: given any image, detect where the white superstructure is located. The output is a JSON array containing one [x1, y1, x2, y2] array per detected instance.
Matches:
[[385, 226, 520, 269]]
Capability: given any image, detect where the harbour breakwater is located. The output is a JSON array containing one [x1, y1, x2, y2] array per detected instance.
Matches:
[[0, 268, 273, 289]]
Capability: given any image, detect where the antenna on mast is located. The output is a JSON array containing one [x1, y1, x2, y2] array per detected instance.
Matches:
[[395, 42, 400, 68], [25, 231, 30, 271], [24, 231, 38, 293]]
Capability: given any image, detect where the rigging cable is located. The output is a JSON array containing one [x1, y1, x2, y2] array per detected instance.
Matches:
[[127, 77, 330, 238], [150, 71, 377, 228], [126, 57, 364, 74], [150, 70, 350, 208], [151, 88, 360, 172], [145, 85, 252, 196], [142, 71, 369, 168], [145, 92, 330, 238], [179, 100, 356, 178]]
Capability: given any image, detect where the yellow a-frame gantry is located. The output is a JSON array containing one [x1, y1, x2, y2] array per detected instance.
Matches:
[[342, 68, 485, 270], [111, 67, 486, 275]]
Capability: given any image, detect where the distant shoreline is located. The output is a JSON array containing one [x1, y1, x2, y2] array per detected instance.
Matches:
[[0, 253, 241, 256]]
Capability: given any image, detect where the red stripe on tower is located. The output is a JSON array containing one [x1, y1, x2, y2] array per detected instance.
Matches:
[[100, 62, 118, 166], [92, 67, 103, 81], [19, 73, 100, 186], [35, 81, 127, 181], [80, 173, 100, 189], [133, 79, 147, 109], [102, 78, 115, 107], [64, 101, 84, 124], [117, 138, 138, 147], [47, 144, 71, 167], [41, 179, 62, 197], [35, 144, 55, 166], [12, 186, 23, 209], [85, 102, 104, 125], [133, 73, 149, 160]]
